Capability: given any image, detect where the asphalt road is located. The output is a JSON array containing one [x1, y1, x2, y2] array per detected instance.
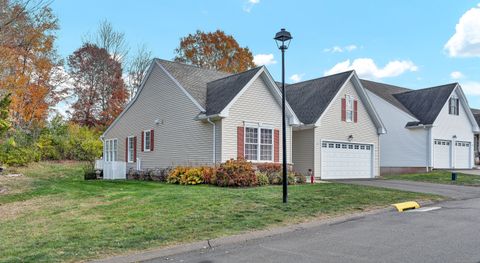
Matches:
[[338, 179, 480, 200], [145, 182, 480, 263]]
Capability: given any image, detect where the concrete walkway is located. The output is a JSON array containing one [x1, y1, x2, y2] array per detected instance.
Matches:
[[338, 179, 480, 199]]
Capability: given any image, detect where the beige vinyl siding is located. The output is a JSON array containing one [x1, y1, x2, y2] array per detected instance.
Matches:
[[292, 128, 315, 175], [221, 75, 293, 163], [215, 120, 222, 164], [103, 63, 213, 169], [315, 80, 380, 178]]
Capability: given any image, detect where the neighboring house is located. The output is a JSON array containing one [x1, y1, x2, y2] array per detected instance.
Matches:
[[286, 71, 386, 179], [363, 80, 480, 174], [102, 59, 300, 171], [472, 108, 480, 164]]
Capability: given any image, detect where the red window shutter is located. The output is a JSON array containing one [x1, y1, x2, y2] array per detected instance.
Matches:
[[354, 100, 358, 123], [237, 126, 244, 159], [133, 136, 137, 162], [341, 98, 346, 121], [449, 99, 452, 114], [274, 129, 279, 163], [141, 131, 144, 152], [150, 129, 154, 151], [125, 138, 128, 162]]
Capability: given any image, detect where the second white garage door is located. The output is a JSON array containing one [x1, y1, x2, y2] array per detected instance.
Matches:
[[321, 141, 373, 179], [455, 141, 471, 169]]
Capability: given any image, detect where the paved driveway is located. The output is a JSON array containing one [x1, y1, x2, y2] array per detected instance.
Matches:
[[338, 179, 480, 200], [454, 169, 480, 176], [145, 197, 480, 263]]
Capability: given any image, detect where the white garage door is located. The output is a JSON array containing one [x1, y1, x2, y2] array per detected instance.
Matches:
[[321, 141, 373, 179], [434, 140, 451, 169], [455, 141, 471, 169]]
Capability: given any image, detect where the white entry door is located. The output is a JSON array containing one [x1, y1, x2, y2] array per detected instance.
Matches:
[[321, 141, 373, 179], [433, 140, 451, 169], [454, 141, 471, 169]]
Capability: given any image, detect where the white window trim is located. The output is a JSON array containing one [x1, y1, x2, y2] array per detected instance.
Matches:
[[450, 96, 459, 116], [143, 129, 151, 152], [244, 124, 274, 163], [104, 138, 118, 162], [345, 94, 354, 123], [127, 136, 135, 163]]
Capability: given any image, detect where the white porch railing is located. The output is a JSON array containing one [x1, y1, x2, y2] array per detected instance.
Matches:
[[102, 161, 127, 180]]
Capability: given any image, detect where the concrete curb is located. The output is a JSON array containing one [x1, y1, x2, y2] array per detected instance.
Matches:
[[89, 205, 414, 263]]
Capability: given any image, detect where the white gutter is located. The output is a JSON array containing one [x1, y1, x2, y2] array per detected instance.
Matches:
[[207, 117, 216, 164]]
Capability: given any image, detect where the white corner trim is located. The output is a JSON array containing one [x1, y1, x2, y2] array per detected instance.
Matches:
[[155, 60, 206, 112]]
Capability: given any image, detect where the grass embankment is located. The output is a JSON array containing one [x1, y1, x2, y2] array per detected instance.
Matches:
[[0, 162, 439, 262]]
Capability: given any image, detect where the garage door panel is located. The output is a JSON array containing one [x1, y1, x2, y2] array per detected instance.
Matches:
[[321, 141, 373, 179], [455, 141, 470, 169], [434, 140, 451, 169]]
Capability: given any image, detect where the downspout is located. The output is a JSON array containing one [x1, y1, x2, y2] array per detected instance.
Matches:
[[207, 118, 216, 164], [426, 127, 431, 172]]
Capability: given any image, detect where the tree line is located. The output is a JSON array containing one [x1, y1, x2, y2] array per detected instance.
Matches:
[[0, 0, 256, 166]]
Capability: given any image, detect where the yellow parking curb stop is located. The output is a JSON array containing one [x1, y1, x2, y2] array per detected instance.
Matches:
[[392, 201, 420, 212]]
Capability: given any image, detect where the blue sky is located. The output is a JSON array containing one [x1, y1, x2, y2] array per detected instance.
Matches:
[[51, 0, 480, 108]]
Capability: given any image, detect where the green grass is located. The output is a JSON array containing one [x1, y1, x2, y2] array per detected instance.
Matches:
[[0, 162, 440, 263], [383, 171, 480, 186]]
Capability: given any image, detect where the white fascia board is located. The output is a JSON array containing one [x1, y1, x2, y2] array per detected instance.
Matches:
[[218, 66, 302, 126], [155, 60, 206, 112], [455, 84, 480, 133], [314, 71, 387, 134], [103, 59, 156, 137]]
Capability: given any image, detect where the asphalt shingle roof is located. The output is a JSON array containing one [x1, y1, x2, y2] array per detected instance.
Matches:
[[393, 84, 456, 125], [156, 59, 231, 109], [285, 71, 353, 124], [362, 79, 457, 125], [205, 67, 263, 115], [360, 79, 414, 116]]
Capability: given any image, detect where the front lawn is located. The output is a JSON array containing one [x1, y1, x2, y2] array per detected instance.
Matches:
[[1, 162, 440, 262], [383, 171, 480, 186]]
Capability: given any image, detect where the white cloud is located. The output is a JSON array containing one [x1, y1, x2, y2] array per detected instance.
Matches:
[[450, 71, 464, 79], [253, 53, 276, 66], [444, 4, 480, 57], [243, 0, 260, 12], [462, 81, 480, 96], [324, 58, 418, 79], [290, 73, 305, 83], [323, 44, 358, 53], [344, 45, 358, 52]]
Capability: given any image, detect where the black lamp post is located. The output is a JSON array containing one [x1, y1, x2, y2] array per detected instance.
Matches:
[[274, 28, 292, 203]]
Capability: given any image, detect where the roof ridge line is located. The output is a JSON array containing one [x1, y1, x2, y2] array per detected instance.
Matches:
[[155, 58, 233, 75], [287, 70, 354, 87], [207, 66, 263, 84]]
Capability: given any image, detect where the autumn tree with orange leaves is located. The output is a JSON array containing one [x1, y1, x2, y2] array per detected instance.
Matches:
[[0, 0, 64, 132], [174, 30, 256, 73], [68, 43, 127, 128]]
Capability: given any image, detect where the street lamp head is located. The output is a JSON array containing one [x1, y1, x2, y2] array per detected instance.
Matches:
[[274, 28, 292, 50]]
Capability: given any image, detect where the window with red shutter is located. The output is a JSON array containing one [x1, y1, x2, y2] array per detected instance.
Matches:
[[141, 131, 144, 152], [150, 129, 154, 151], [354, 100, 358, 123], [237, 126, 244, 159], [341, 98, 346, 121]]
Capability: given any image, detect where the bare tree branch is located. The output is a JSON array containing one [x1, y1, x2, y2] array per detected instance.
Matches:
[[126, 44, 152, 99]]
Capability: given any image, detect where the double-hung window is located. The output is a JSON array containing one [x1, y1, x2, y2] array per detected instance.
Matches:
[[449, 97, 459, 115], [127, 136, 135, 163], [346, 95, 354, 122], [244, 125, 274, 162], [104, 139, 117, 162], [144, 130, 151, 151]]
